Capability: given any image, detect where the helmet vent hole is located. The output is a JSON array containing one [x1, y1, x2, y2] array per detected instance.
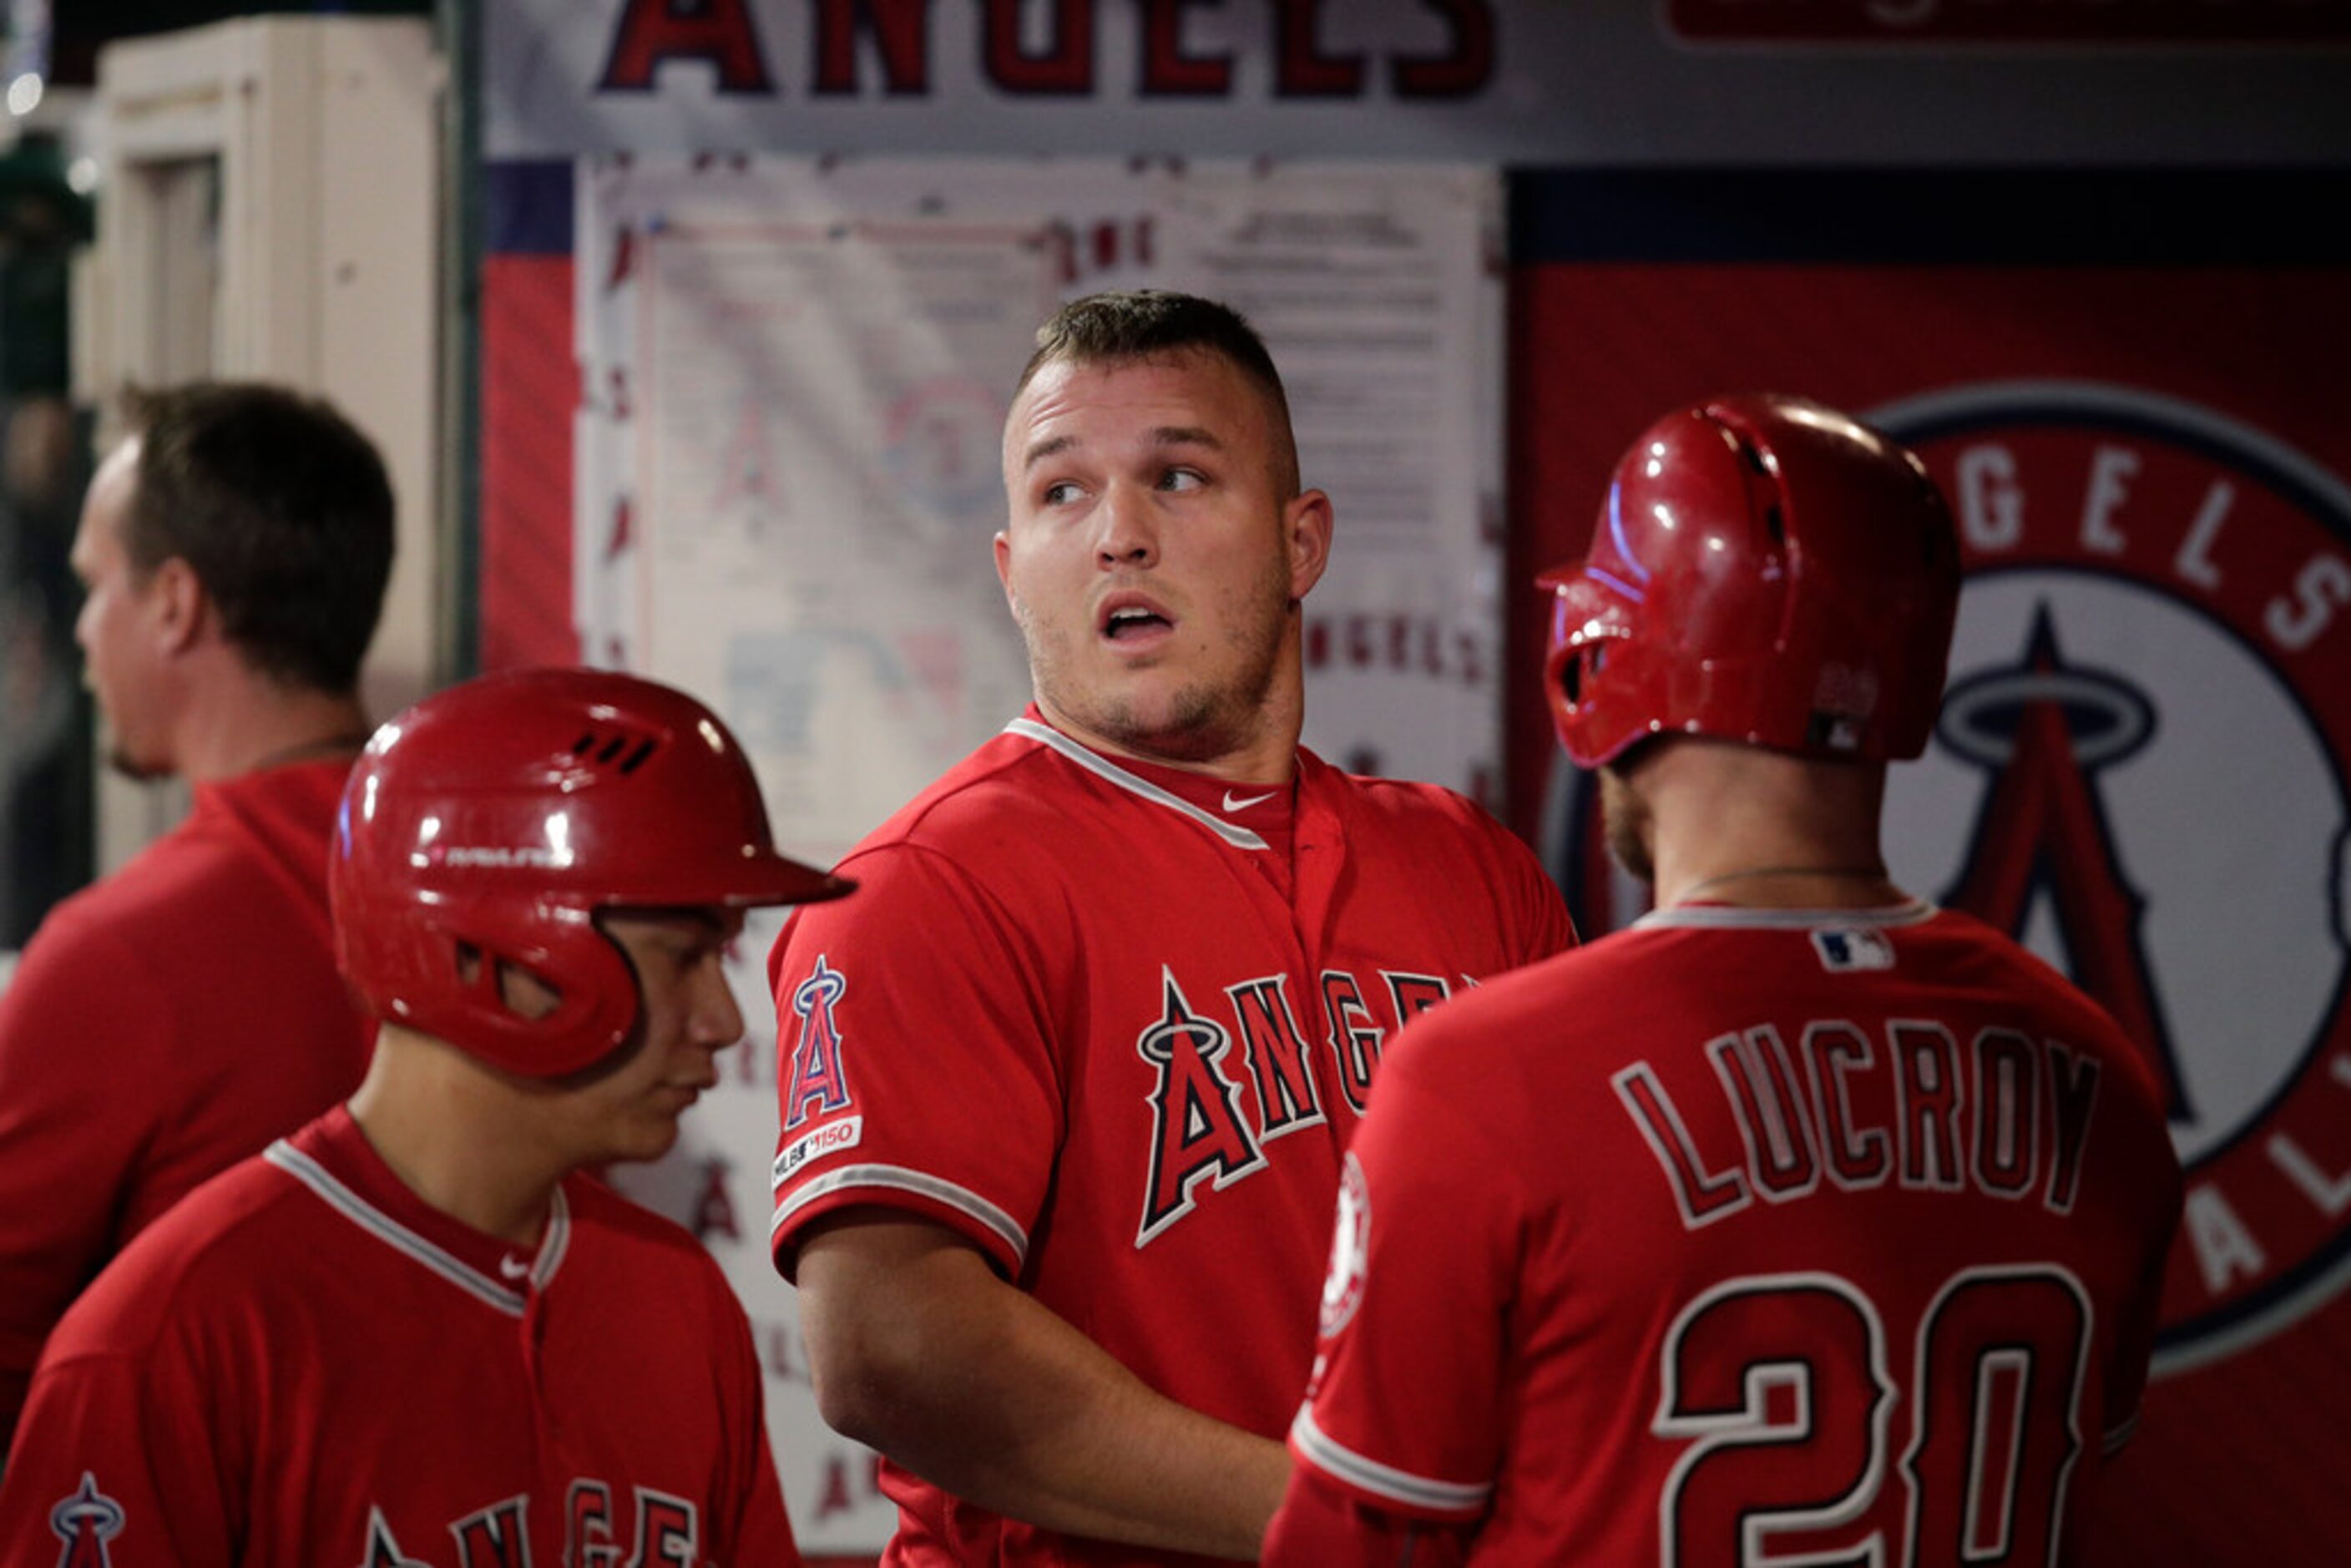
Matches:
[[1563, 644, 1605, 707], [572, 728, 663, 774], [1764, 504, 1786, 547]]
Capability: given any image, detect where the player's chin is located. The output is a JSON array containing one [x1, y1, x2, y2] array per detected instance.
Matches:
[[607, 1115, 686, 1166]]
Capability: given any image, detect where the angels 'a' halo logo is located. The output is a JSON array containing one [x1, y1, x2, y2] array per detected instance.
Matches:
[[1871, 380, 2351, 1376], [1322, 1151, 1372, 1338]]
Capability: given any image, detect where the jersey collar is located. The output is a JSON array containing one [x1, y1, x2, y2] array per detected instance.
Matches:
[[1004, 715, 1281, 852], [1632, 898, 1940, 931], [265, 1107, 574, 1318]]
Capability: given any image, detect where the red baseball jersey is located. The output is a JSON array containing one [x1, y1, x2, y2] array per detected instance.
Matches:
[[0, 1106, 796, 1566], [0, 758, 375, 1447], [768, 711, 1574, 1565], [1268, 900, 2182, 1566]]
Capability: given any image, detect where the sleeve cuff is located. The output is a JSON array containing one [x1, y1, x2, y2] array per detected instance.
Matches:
[[770, 1163, 1029, 1280], [1287, 1403, 1491, 1522]]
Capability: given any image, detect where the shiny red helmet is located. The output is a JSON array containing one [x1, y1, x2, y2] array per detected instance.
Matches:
[[331, 667, 852, 1077], [1540, 394, 1960, 771]]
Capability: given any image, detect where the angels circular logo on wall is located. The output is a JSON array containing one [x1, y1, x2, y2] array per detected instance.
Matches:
[[1868, 381, 2351, 1374]]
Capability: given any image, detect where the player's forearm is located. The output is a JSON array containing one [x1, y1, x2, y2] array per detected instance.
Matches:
[[870, 1341, 1287, 1559], [798, 1218, 1288, 1559]]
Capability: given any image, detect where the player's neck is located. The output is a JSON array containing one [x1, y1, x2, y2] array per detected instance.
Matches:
[[174, 661, 372, 786], [348, 1029, 562, 1248], [1646, 746, 1898, 910], [1032, 686, 1302, 787]]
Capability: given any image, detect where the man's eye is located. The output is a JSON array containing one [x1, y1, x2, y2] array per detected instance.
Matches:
[[1160, 469, 1205, 493]]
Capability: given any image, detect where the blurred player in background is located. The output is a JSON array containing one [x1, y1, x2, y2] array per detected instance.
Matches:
[[0, 669, 847, 1562], [1266, 394, 2182, 1565], [769, 291, 1575, 1563], [0, 383, 392, 1453]]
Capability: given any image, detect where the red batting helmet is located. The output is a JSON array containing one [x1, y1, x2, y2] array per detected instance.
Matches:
[[1540, 394, 1959, 771], [331, 667, 852, 1077]]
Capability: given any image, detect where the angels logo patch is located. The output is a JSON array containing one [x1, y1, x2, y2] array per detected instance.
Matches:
[[1870, 381, 2351, 1375], [49, 1474, 124, 1567]]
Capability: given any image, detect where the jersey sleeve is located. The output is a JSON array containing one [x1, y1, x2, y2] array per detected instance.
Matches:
[[0, 908, 160, 1436], [1283, 1033, 1517, 1532], [767, 843, 1061, 1280], [1262, 1463, 1472, 1568], [0, 1348, 234, 1564]]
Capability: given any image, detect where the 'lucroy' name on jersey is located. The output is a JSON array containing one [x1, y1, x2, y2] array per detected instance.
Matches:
[[1615, 1018, 2106, 1228]]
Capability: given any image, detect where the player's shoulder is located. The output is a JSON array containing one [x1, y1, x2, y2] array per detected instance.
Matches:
[[1304, 754, 1542, 873], [39, 1151, 311, 1363], [1378, 938, 1619, 1090], [1915, 906, 2169, 1090], [13, 795, 286, 955], [562, 1177, 750, 1319], [832, 725, 1075, 867], [1310, 755, 1484, 828]]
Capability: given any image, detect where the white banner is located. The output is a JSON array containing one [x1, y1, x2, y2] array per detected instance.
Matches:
[[483, 1, 2347, 168]]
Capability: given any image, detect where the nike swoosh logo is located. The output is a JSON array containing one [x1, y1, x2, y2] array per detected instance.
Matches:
[[1221, 790, 1277, 812], [498, 1256, 532, 1281]]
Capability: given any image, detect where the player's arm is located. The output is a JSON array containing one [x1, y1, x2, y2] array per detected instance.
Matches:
[[1263, 1464, 1470, 1568], [0, 1349, 230, 1564], [796, 1211, 1289, 1560], [1263, 1035, 1513, 1565], [0, 915, 154, 1443]]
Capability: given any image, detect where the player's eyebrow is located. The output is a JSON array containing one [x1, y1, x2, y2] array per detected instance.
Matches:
[[1020, 426, 1226, 473], [1022, 433, 1077, 473], [1150, 425, 1223, 455]]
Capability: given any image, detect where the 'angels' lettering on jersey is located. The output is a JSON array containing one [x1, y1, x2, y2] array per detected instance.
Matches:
[[1137, 965, 1457, 1247], [347, 1484, 698, 1567], [1615, 1019, 2106, 1229]]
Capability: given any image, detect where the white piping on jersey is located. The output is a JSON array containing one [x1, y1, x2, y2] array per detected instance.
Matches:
[[771, 1161, 1029, 1267], [1631, 898, 1939, 932], [2101, 1411, 2141, 1456], [1288, 1404, 1492, 1516], [1004, 717, 1271, 852], [265, 1141, 571, 1318]]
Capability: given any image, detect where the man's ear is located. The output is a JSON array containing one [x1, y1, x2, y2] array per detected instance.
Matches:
[[146, 557, 209, 656], [1282, 489, 1334, 604], [993, 529, 1021, 620]]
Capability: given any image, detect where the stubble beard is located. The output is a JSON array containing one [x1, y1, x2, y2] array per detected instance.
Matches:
[[1599, 766, 1656, 885], [1020, 553, 1296, 766]]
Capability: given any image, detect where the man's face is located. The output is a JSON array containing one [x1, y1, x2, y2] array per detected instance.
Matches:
[[994, 350, 1330, 770], [549, 908, 747, 1168], [70, 440, 175, 780]]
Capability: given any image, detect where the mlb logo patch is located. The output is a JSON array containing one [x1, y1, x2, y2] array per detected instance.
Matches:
[[1812, 928, 1896, 973]]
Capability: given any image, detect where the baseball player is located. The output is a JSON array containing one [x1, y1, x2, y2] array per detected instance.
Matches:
[[1265, 395, 2184, 1565], [0, 669, 847, 1563], [768, 291, 1575, 1562], [0, 384, 390, 1449]]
